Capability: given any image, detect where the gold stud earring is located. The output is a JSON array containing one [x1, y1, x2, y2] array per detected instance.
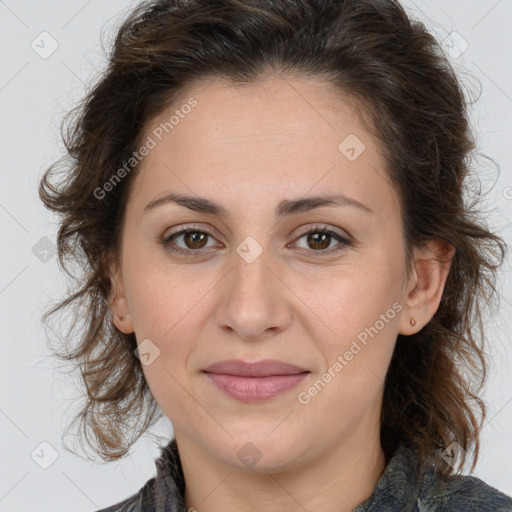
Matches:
[[410, 317, 416, 327]]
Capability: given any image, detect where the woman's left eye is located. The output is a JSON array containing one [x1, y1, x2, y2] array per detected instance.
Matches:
[[292, 227, 352, 254], [160, 225, 352, 257]]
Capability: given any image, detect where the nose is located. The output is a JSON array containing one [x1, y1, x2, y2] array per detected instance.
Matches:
[[214, 245, 292, 341]]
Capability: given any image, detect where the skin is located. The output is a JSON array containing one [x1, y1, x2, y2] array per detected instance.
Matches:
[[110, 73, 454, 512]]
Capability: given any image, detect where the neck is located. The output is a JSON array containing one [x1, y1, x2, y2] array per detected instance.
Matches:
[[176, 425, 386, 512]]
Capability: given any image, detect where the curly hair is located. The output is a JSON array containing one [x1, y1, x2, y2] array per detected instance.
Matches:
[[39, 0, 507, 477]]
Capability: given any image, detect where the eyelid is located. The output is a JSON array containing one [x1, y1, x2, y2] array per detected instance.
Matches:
[[162, 223, 349, 240], [293, 223, 350, 240], [163, 223, 216, 238]]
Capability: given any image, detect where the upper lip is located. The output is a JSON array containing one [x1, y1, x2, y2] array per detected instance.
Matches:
[[202, 359, 309, 377]]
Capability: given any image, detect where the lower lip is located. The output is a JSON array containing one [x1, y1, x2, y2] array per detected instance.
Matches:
[[203, 372, 309, 402]]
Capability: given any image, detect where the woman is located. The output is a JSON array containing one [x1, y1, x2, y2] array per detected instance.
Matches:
[[39, 0, 512, 510]]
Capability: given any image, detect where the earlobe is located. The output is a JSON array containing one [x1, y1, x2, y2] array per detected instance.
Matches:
[[113, 313, 133, 334], [398, 240, 455, 336]]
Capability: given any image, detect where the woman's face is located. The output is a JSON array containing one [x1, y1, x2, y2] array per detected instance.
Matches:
[[112, 74, 418, 471]]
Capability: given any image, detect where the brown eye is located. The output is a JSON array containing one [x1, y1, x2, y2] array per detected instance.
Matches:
[[293, 227, 352, 254], [181, 231, 209, 249], [161, 228, 218, 256], [305, 232, 333, 251]]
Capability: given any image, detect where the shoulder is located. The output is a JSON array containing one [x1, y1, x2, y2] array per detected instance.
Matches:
[[92, 476, 155, 512], [93, 493, 142, 512], [418, 470, 512, 511], [93, 438, 186, 512]]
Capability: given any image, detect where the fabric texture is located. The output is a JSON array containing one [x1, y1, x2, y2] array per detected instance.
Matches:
[[95, 438, 512, 512]]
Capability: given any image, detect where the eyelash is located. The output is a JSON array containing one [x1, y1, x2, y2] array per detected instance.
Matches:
[[160, 224, 352, 258]]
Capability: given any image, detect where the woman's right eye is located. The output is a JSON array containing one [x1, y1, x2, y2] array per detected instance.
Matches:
[[161, 228, 219, 256]]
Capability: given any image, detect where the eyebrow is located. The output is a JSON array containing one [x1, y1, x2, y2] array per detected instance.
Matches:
[[143, 192, 374, 217]]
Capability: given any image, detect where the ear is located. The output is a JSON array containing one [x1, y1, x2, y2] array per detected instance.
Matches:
[[398, 239, 455, 336], [108, 255, 135, 334]]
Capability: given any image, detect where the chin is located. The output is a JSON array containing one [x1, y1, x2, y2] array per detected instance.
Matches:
[[208, 429, 309, 473]]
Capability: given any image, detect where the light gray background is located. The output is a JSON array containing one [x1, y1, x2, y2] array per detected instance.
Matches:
[[1, 1, 511, 510]]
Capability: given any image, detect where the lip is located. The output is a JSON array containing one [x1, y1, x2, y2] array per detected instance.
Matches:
[[202, 359, 309, 377], [202, 359, 310, 402]]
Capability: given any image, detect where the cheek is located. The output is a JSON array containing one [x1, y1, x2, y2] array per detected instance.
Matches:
[[307, 250, 403, 389], [126, 263, 205, 418], [298, 270, 401, 423], [313, 255, 402, 335], [123, 243, 207, 337], [139, 355, 200, 439]]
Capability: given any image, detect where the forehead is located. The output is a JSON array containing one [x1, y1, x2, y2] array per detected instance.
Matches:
[[129, 74, 400, 221]]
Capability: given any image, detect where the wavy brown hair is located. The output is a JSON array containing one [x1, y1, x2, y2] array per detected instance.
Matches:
[[39, 0, 507, 477]]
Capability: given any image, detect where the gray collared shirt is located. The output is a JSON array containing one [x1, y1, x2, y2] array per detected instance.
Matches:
[[95, 439, 512, 512]]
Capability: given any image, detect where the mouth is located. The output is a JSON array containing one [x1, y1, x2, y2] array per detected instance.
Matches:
[[202, 359, 310, 402]]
